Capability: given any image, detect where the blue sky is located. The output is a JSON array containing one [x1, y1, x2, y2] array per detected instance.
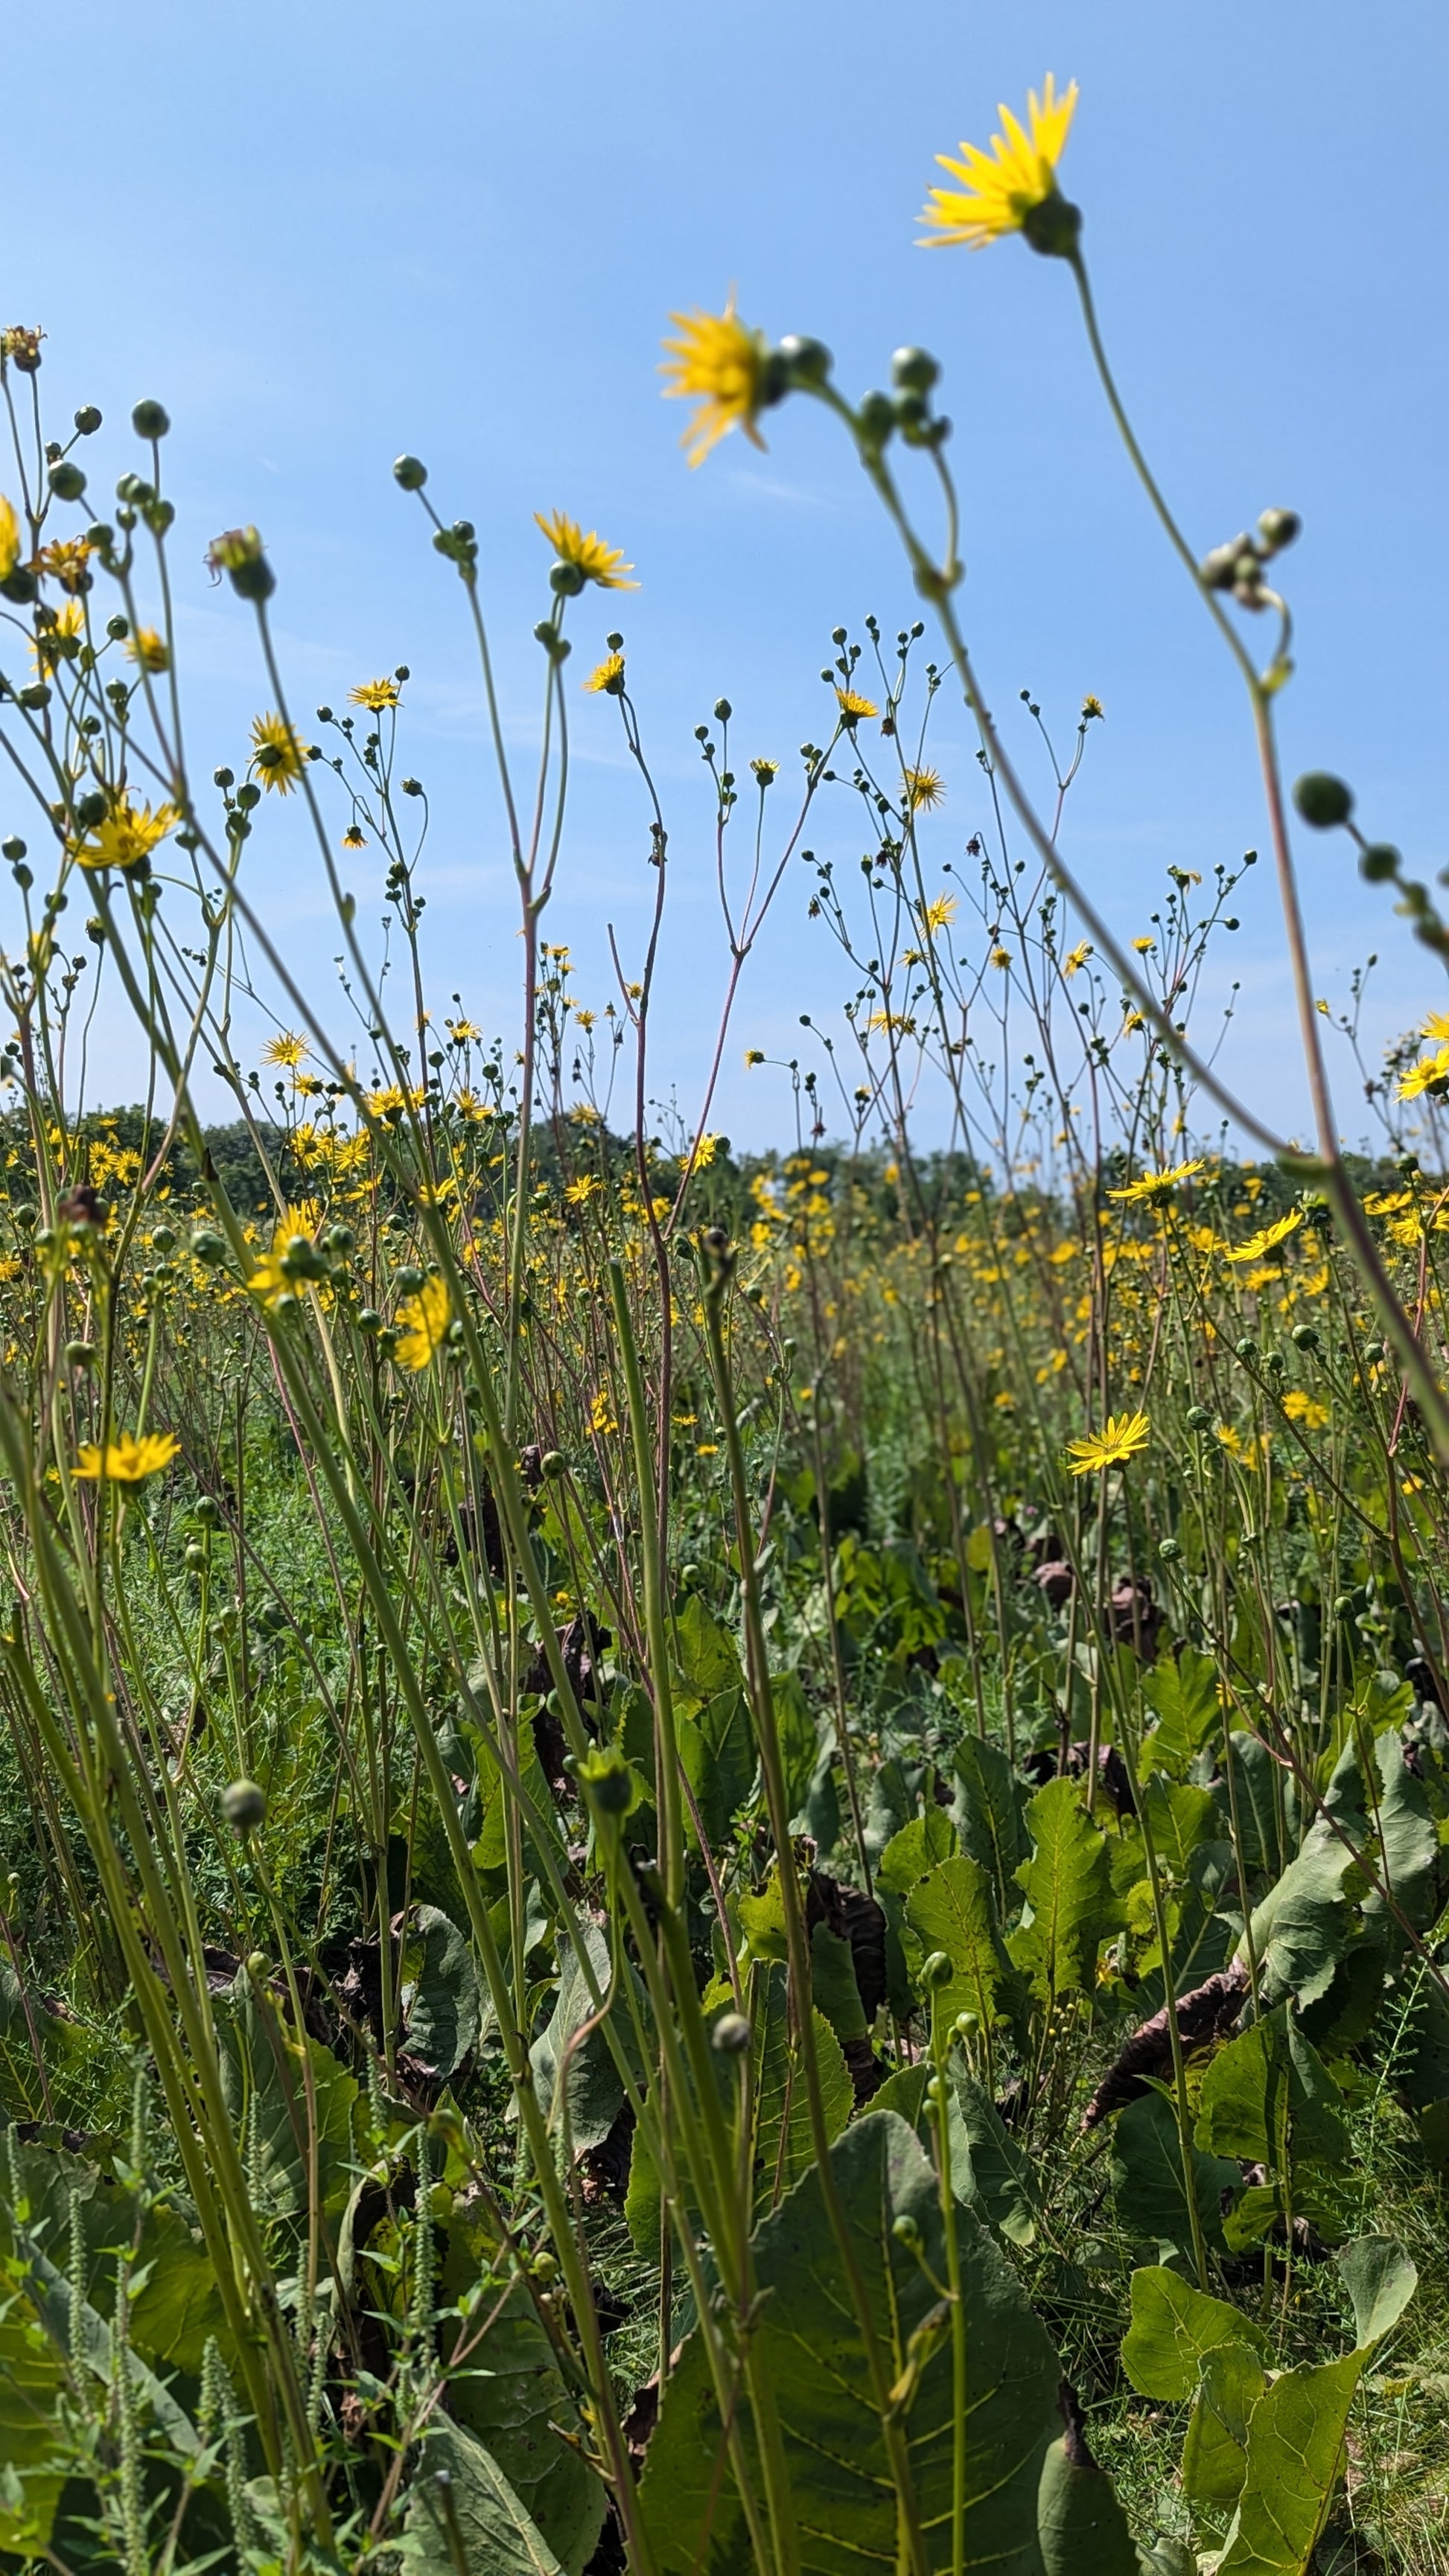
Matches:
[[4, 0, 1445, 1152]]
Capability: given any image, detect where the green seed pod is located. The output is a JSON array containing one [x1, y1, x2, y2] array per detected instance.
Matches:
[[64, 1339, 96, 1368], [1292, 771, 1354, 829]]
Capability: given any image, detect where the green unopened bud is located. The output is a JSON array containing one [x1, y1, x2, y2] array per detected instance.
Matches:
[[207, 526, 275, 603], [891, 345, 940, 395], [1291, 1322, 1319, 1352], [550, 558, 585, 596], [223, 1779, 267, 1833], [64, 1339, 96, 1368], [1257, 506, 1300, 552], [540, 1449, 566, 1479], [1185, 1405, 1213, 1431], [891, 2213, 923, 2250], [74, 405, 102, 436], [777, 334, 833, 387], [48, 460, 86, 502], [711, 2012, 751, 2056], [1158, 1536, 1182, 1562], [920, 1950, 953, 1992], [573, 1745, 635, 1817], [856, 389, 896, 447], [393, 454, 427, 490], [1293, 771, 1353, 829], [1359, 843, 1399, 883]]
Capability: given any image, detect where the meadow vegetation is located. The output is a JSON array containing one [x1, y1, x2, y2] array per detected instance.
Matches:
[[0, 70, 1448, 2576]]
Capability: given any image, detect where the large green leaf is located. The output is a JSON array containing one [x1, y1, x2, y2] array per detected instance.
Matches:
[[1012, 1778, 1121, 2000], [1180, 2341, 1267, 2508], [751, 1963, 853, 2217], [0, 1962, 103, 2127], [952, 1734, 1028, 1913], [401, 1904, 482, 2079], [1141, 1648, 1220, 1781], [872, 2061, 1039, 2246], [638, 2108, 1060, 2574], [1121, 2265, 1270, 2402], [1108, 2090, 1238, 2261], [403, 2415, 567, 2575], [1141, 1776, 1220, 1876], [905, 1852, 1012, 2029], [876, 1805, 957, 1896], [1334, 2235, 1416, 2350], [679, 1683, 757, 1849], [0, 2300, 66, 2555], [1194, 2005, 1348, 2176], [439, 2213, 605, 2573], [528, 1919, 648, 2158], [1216, 2352, 1364, 2576], [672, 1593, 745, 1697], [1036, 2422, 1141, 2576]]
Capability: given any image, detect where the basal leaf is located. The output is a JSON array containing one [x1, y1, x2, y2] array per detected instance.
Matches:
[[404, 2415, 567, 2575], [905, 1851, 1011, 2027], [1334, 2234, 1416, 2350], [1013, 1777, 1121, 2000], [1109, 2091, 1237, 2262], [1216, 2351, 1363, 2576], [1121, 2264, 1270, 2402], [1181, 2340, 1267, 2508]]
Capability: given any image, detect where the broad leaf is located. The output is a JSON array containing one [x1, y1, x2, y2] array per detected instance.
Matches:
[[1013, 1778, 1121, 2000], [404, 2415, 567, 2575], [528, 1920, 647, 2157], [638, 2108, 1060, 2574], [1036, 2426, 1140, 2575], [401, 1904, 482, 2079], [440, 2213, 605, 2572], [905, 1851, 1012, 2028], [751, 1963, 853, 2216], [216, 1972, 361, 2225], [1121, 2264, 1270, 2401], [1181, 2341, 1267, 2508], [1217, 2352, 1364, 2575], [872, 2060, 1039, 2245], [1334, 2235, 1416, 2350], [1109, 2090, 1238, 2261], [952, 1733, 1028, 1912], [1194, 2005, 1349, 2177], [679, 1684, 757, 1849], [876, 1805, 957, 1896], [1141, 1648, 1220, 1781]]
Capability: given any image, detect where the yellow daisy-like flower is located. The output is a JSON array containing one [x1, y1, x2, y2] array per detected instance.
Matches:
[[904, 765, 945, 811], [0, 493, 19, 581], [990, 946, 1012, 969], [1065, 1408, 1150, 1476], [74, 1428, 179, 1483], [835, 688, 878, 722], [1063, 940, 1092, 977], [1397, 1045, 1449, 1102], [534, 511, 637, 590], [590, 1387, 619, 1436], [448, 1018, 481, 1043], [922, 892, 957, 937], [249, 710, 308, 794], [920, 74, 1079, 252], [1108, 1158, 1203, 1206], [1421, 1010, 1449, 1044], [584, 651, 626, 695], [660, 294, 770, 468], [395, 1273, 450, 1371], [349, 678, 400, 711], [72, 798, 179, 873], [261, 1031, 308, 1068], [566, 1174, 601, 1204], [126, 627, 170, 675], [1282, 1389, 1330, 1431], [342, 823, 366, 849], [1225, 1207, 1303, 1263], [1081, 695, 1104, 721], [36, 536, 93, 595]]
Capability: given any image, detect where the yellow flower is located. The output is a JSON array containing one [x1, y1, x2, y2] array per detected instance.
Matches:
[[690, 1133, 720, 1169], [990, 946, 1012, 970], [126, 627, 170, 674], [1132, 936, 1155, 954], [395, 1274, 450, 1370], [904, 765, 945, 811], [590, 1387, 619, 1436], [249, 710, 308, 794], [1282, 1389, 1330, 1430], [920, 74, 1079, 251], [1225, 1207, 1303, 1263], [342, 823, 366, 849], [1421, 1010, 1449, 1044], [584, 651, 626, 695], [0, 493, 19, 581], [534, 510, 637, 590], [36, 536, 92, 595], [1108, 1158, 1203, 1206], [72, 798, 178, 873], [1065, 1409, 1150, 1476], [835, 688, 878, 722], [261, 1031, 308, 1068], [74, 1429, 179, 1483], [1397, 1045, 1449, 1102], [660, 294, 770, 467], [751, 756, 779, 785], [448, 1018, 481, 1043], [349, 677, 400, 710], [566, 1174, 601, 1204], [921, 892, 957, 937], [1063, 940, 1092, 977], [1081, 695, 1104, 721]]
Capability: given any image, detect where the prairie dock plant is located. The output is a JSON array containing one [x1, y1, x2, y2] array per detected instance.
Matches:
[[0, 74, 1444, 2576]]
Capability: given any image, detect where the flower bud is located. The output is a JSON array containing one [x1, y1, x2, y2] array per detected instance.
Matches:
[[1022, 191, 1082, 258], [1158, 1537, 1182, 1562], [74, 405, 102, 436], [1185, 1406, 1213, 1431], [1359, 843, 1399, 883], [574, 1744, 635, 1817], [207, 526, 275, 604], [856, 390, 897, 447], [1293, 771, 1353, 829], [777, 334, 833, 386], [189, 1226, 227, 1264], [891, 2214, 922, 2250], [1256, 506, 1300, 553], [541, 1449, 566, 1479], [223, 1779, 267, 1833], [1291, 1322, 1319, 1352], [550, 558, 585, 596], [48, 461, 86, 502], [920, 1949, 953, 1992], [393, 454, 427, 490], [891, 345, 940, 395], [711, 2012, 751, 2056], [132, 399, 171, 439]]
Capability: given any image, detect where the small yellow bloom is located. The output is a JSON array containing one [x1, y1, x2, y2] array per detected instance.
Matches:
[[74, 1429, 179, 1483], [566, 1175, 601, 1204], [0, 492, 19, 581], [1065, 1409, 1150, 1476], [904, 765, 945, 811], [31, 598, 86, 673], [342, 823, 366, 849], [584, 651, 626, 695], [1421, 1010, 1449, 1044], [690, 1133, 720, 1169], [349, 677, 400, 710], [990, 946, 1012, 970], [835, 688, 878, 722], [1132, 937, 1155, 954], [448, 1018, 481, 1043], [922, 892, 957, 937], [1108, 1158, 1203, 1206], [1080, 695, 1104, 721], [1282, 1389, 1329, 1430], [920, 74, 1079, 251], [590, 1387, 619, 1436], [1225, 1207, 1303, 1263], [1063, 940, 1092, 978], [72, 798, 178, 873], [751, 756, 779, 785], [1397, 1045, 1449, 1102], [745, 1048, 765, 1066], [126, 626, 170, 674], [395, 1274, 450, 1371], [261, 1032, 308, 1068], [535, 509, 637, 590], [249, 710, 308, 794], [36, 536, 92, 595], [660, 295, 771, 468]]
